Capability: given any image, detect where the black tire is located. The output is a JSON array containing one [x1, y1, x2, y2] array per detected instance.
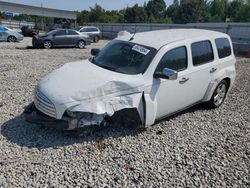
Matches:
[[93, 36, 99, 43], [44, 40, 53, 49], [207, 80, 228, 108], [77, 40, 85, 49], [7, 36, 17, 42]]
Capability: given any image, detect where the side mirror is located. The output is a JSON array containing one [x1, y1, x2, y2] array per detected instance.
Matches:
[[154, 68, 178, 80], [91, 48, 100, 56]]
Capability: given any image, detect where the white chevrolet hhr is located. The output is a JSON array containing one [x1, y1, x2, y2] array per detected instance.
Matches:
[[24, 29, 236, 130]]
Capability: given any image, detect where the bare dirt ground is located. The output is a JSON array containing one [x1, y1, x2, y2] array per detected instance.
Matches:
[[0, 38, 249, 187]]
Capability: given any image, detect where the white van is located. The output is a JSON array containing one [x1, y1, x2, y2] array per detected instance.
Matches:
[[24, 29, 236, 130]]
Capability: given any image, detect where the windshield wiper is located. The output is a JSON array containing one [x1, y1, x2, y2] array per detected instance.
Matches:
[[98, 64, 116, 71]]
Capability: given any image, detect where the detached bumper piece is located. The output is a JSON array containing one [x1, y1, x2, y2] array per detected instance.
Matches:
[[23, 102, 106, 131], [23, 103, 75, 130]]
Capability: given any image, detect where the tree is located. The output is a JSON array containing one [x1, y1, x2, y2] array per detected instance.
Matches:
[[146, 0, 167, 20], [234, 0, 250, 22], [0, 12, 7, 19], [124, 4, 147, 23], [209, 0, 229, 22], [228, 0, 244, 21], [174, 0, 210, 23], [89, 4, 107, 23], [77, 10, 90, 24]]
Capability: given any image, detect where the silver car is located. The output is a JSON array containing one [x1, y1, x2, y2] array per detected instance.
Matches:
[[79, 26, 102, 43], [32, 29, 91, 49], [0, 26, 24, 42]]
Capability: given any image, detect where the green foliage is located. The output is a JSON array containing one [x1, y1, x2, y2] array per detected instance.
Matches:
[[124, 4, 147, 23], [2, 0, 250, 25], [0, 12, 7, 19], [145, 0, 167, 20]]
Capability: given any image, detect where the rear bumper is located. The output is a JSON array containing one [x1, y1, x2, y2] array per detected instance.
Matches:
[[23, 102, 78, 130]]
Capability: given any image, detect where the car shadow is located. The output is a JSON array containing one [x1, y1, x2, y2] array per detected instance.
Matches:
[[1, 104, 208, 149], [0, 115, 145, 149]]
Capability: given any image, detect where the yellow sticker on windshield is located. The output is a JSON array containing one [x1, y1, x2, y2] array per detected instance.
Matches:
[[132, 45, 150, 55]]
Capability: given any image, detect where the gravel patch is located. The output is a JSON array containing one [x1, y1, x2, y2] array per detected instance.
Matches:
[[0, 38, 249, 187]]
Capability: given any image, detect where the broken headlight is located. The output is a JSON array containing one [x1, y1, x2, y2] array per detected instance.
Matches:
[[66, 110, 76, 117]]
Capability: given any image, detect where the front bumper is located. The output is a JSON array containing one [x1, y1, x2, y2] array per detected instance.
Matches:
[[23, 102, 78, 130], [32, 36, 44, 48]]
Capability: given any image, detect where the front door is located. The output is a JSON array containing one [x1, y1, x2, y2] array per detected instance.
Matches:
[[154, 40, 215, 119], [154, 46, 196, 119]]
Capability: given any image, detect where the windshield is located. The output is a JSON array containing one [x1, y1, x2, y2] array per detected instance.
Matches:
[[90, 40, 157, 75], [46, 30, 57, 36]]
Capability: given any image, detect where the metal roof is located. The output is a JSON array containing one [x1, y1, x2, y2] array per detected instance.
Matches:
[[0, 1, 76, 20], [117, 29, 229, 50]]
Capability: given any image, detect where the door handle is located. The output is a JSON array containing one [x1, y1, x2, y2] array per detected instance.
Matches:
[[210, 68, 217, 73], [179, 77, 189, 84]]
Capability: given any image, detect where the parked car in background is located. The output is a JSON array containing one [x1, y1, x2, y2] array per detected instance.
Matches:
[[79, 26, 101, 43], [0, 26, 24, 42], [24, 29, 236, 131], [21, 26, 39, 37], [32, 29, 91, 49]]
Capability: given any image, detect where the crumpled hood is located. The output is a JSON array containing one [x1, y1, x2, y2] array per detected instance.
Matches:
[[38, 59, 145, 105]]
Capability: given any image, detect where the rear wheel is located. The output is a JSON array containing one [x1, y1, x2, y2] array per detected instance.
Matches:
[[77, 40, 85, 49], [93, 36, 99, 43], [7, 36, 17, 42], [207, 80, 228, 108], [44, 40, 53, 49]]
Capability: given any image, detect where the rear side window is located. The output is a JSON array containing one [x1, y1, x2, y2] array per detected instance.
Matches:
[[55, 30, 66, 36], [86, 28, 96, 32], [156, 46, 187, 72], [68, 30, 78, 35], [191, 40, 214, 66], [215, 38, 232, 59]]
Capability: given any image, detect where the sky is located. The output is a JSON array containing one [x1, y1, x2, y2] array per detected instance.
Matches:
[[2, 0, 173, 11]]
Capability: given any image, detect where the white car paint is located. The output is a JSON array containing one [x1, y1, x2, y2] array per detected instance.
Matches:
[[33, 29, 236, 129]]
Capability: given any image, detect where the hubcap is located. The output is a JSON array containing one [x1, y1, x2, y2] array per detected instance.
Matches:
[[44, 42, 51, 48], [9, 36, 15, 42], [214, 83, 226, 106], [78, 41, 85, 48]]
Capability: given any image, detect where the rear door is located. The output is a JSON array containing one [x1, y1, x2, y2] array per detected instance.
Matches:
[[66, 30, 80, 45], [187, 40, 216, 102], [52, 30, 67, 46]]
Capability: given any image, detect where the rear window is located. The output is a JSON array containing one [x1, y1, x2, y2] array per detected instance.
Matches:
[[215, 38, 232, 59], [191, 40, 214, 66]]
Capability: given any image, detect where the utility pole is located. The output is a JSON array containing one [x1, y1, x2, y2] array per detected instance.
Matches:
[[41, 2, 44, 31]]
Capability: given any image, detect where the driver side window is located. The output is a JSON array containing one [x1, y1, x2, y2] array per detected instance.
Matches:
[[156, 46, 188, 72]]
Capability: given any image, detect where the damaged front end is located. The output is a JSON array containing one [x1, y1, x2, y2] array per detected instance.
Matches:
[[24, 102, 109, 130], [23, 85, 147, 130], [23, 60, 157, 130], [23, 100, 144, 131]]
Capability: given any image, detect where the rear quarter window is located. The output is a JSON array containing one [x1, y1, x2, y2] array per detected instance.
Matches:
[[191, 40, 214, 66], [215, 38, 232, 59]]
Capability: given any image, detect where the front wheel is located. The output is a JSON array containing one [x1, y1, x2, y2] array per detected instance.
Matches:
[[7, 36, 17, 42], [44, 40, 53, 49], [77, 40, 85, 49], [207, 80, 228, 108]]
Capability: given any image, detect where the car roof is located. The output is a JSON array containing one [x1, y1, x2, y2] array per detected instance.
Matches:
[[81, 26, 98, 29], [117, 29, 229, 50]]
